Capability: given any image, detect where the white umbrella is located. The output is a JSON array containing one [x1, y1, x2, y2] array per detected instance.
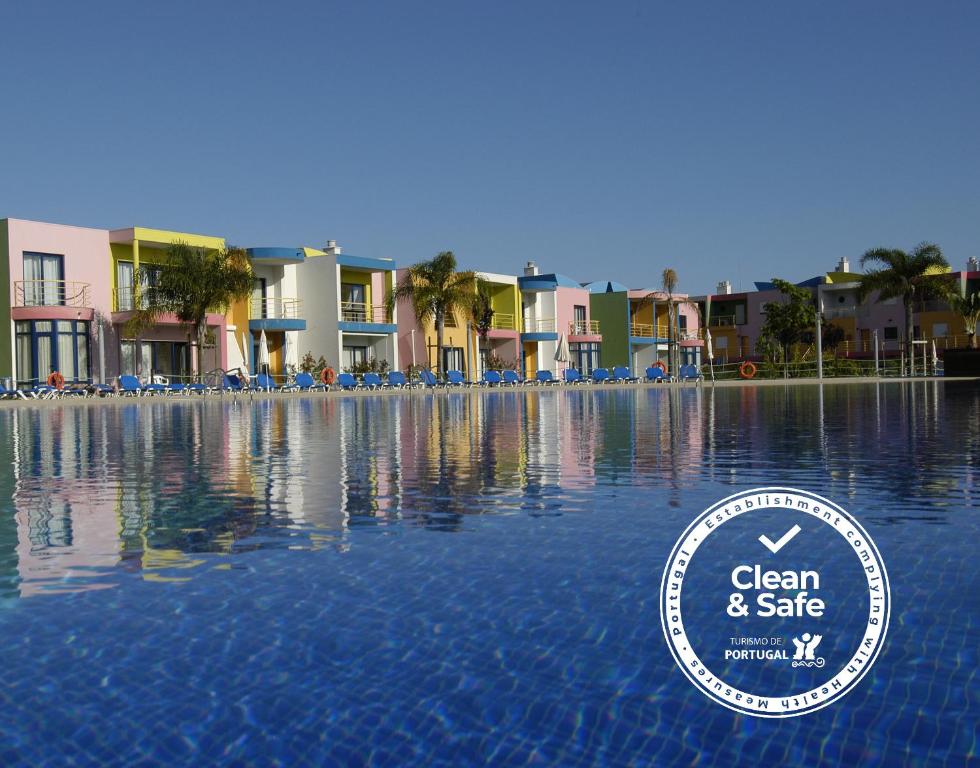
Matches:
[[258, 329, 271, 388], [241, 331, 250, 375], [931, 340, 938, 373], [706, 328, 714, 360], [554, 334, 571, 373], [283, 332, 292, 375]]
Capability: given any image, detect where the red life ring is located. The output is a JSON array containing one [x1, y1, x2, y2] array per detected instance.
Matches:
[[653, 361, 668, 375], [47, 371, 65, 390], [739, 361, 757, 379], [321, 367, 336, 386]]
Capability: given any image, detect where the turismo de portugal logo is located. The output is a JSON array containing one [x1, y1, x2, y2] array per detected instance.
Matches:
[[660, 488, 890, 718]]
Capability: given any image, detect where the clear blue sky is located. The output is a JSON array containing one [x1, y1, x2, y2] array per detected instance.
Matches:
[[2, 1, 978, 294]]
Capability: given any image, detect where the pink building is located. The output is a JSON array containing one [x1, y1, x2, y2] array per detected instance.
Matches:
[[1, 217, 229, 387], [519, 262, 602, 376]]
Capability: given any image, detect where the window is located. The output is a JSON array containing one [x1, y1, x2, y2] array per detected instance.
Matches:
[[735, 305, 746, 325], [253, 278, 267, 318], [714, 335, 729, 349], [442, 347, 465, 372], [343, 345, 368, 370], [117, 261, 135, 310], [572, 305, 587, 334], [138, 265, 163, 308], [569, 342, 600, 375], [120, 340, 137, 376], [932, 323, 948, 338], [883, 327, 898, 341], [678, 314, 688, 330], [23, 252, 64, 306], [341, 284, 366, 321], [15, 320, 89, 386]]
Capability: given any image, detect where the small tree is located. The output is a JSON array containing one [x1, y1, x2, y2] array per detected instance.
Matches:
[[949, 290, 980, 349], [128, 242, 254, 379], [757, 279, 816, 377]]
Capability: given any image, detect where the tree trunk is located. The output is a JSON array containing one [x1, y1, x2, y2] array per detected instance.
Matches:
[[194, 320, 206, 382], [436, 312, 445, 377], [905, 294, 915, 376]]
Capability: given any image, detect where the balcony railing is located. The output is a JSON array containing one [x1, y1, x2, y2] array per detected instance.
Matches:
[[252, 297, 302, 320], [341, 302, 389, 324], [524, 317, 556, 333], [630, 322, 670, 338], [15, 280, 91, 308], [113, 285, 164, 312], [490, 312, 516, 330], [709, 314, 739, 327], [569, 319, 600, 335], [678, 328, 704, 341], [822, 307, 856, 319]]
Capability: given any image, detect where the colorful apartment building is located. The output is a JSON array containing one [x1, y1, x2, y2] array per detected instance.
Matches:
[[586, 281, 703, 374], [297, 243, 399, 372], [395, 270, 522, 380], [1, 218, 230, 387], [696, 258, 980, 362], [518, 262, 602, 375]]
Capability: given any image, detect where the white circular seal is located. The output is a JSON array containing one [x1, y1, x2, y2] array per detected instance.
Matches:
[[660, 487, 890, 718]]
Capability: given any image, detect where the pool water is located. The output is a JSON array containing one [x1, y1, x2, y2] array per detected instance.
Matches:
[[0, 382, 976, 766]]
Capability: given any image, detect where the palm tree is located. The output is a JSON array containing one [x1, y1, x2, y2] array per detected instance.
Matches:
[[635, 268, 700, 373], [385, 251, 479, 374], [949, 290, 980, 349], [128, 241, 254, 379], [857, 243, 950, 352]]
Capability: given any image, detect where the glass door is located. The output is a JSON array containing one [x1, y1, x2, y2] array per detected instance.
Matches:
[[23, 253, 64, 306], [253, 278, 267, 318]]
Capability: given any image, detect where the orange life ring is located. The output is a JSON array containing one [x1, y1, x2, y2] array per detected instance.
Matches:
[[653, 361, 668, 375], [47, 371, 65, 390], [321, 367, 336, 386], [739, 361, 757, 379]]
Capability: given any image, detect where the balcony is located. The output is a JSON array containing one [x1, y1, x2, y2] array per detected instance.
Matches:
[[339, 302, 396, 334], [630, 322, 669, 338], [15, 280, 91, 308], [525, 318, 556, 333], [569, 320, 600, 336], [341, 302, 389, 324], [113, 285, 158, 312], [491, 312, 516, 330], [12, 279, 95, 321], [252, 297, 302, 320], [250, 296, 306, 332]]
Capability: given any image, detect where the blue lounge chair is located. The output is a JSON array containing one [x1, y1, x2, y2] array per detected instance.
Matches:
[[363, 372, 383, 389], [612, 366, 638, 383], [563, 368, 584, 385], [419, 370, 440, 388], [387, 371, 408, 389], [119, 375, 142, 396], [337, 372, 360, 390], [252, 373, 277, 391], [535, 370, 556, 385], [0, 384, 29, 400], [645, 366, 665, 383], [482, 370, 502, 386], [446, 370, 468, 387], [290, 372, 325, 392], [166, 382, 186, 395], [187, 383, 208, 395], [90, 384, 115, 398], [222, 374, 245, 393], [679, 364, 702, 381], [502, 370, 522, 386], [591, 368, 610, 384]]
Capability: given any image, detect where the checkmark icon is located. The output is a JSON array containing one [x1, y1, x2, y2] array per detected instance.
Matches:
[[758, 524, 801, 554]]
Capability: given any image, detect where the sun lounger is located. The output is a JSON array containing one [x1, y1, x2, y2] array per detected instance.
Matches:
[[502, 370, 522, 386], [591, 368, 610, 384], [563, 368, 584, 385], [481, 370, 502, 386]]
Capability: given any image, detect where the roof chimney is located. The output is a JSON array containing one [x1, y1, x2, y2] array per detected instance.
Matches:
[[322, 240, 341, 255], [716, 280, 732, 295], [524, 261, 539, 277], [968, 256, 979, 272], [836, 256, 850, 273]]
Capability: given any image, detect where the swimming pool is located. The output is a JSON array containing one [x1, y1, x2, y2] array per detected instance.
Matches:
[[0, 382, 975, 766]]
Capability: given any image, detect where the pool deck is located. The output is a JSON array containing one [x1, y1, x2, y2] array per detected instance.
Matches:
[[2, 375, 976, 408]]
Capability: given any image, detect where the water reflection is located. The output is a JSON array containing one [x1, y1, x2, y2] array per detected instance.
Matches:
[[0, 381, 976, 597]]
